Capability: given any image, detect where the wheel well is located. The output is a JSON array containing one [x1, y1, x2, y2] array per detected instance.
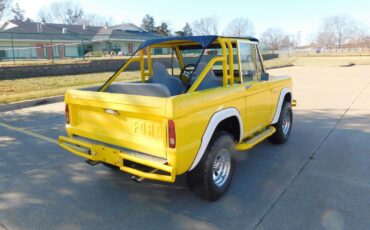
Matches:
[[215, 116, 240, 141], [284, 92, 292, 103]]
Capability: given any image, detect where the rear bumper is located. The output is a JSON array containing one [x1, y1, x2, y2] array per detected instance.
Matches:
[[58, 136, 175, 183]]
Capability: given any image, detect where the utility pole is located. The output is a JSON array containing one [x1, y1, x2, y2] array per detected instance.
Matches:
[[10, 32, 16, 64], [297, 31, 302, 48], [50, 34, 54, 63]]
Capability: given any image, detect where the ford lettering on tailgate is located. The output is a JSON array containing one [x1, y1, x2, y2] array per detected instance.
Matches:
[[131, 119, 162, 139]]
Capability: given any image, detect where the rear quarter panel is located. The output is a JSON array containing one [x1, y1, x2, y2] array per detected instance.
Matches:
[[166, 85, 246, 174]]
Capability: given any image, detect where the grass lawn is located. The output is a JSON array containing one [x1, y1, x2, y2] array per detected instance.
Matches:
[[0, 71, 140, 104], [264, 57, 297, 69], [264, 56, 370, 68]]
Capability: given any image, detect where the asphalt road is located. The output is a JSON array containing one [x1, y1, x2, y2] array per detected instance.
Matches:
[[1, 65, 370, 230]]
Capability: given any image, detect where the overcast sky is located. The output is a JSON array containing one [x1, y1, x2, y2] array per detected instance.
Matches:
[[11, 0, 370, 44]]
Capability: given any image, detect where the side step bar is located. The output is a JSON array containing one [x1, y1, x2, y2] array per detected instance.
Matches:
[[235, 126, 276, 151]]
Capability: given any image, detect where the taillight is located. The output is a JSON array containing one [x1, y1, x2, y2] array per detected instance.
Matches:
[[168, 120, 176, 148], [65, 104, 70, 124]]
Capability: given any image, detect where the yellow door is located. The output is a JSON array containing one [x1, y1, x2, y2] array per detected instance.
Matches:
[[244, 81, 273, 135], [238, 41, 273, 136]]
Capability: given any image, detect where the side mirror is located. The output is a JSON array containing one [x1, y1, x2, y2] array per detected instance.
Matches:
[[261, 72, 269, 81]]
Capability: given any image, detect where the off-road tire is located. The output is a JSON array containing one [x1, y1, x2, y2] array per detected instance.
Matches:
[[187, 131, 235, 201], [269, 102, 293, 144]]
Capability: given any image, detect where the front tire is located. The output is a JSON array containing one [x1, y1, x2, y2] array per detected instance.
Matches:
[[269, 102, 293, 144], [187, 132, 235, 201]]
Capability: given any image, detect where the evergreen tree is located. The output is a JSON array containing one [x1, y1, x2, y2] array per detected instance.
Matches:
[[141, 14, 155, 32], [156, 22, 171, 36], [183, 22, 193, 36], [12, 3, 25, 22], [175, 22, 193, 36]]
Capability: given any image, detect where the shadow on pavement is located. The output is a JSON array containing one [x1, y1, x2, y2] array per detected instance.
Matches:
[[0, 108, 369, 229]]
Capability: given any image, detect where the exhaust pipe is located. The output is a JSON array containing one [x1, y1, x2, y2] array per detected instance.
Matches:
[[85, 160, 100, 166], [131, 175, 144, 183]]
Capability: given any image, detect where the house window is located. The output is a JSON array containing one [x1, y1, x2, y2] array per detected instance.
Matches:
[[53, 45, 59, 58]]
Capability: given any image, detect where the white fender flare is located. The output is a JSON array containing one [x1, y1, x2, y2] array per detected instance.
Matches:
[[271, 88, 291, 124], [189, 108, 243, 171]]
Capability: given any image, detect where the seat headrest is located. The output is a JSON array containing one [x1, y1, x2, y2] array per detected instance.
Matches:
[[193, 62, 207, 77], [152, 62, 169, 79]]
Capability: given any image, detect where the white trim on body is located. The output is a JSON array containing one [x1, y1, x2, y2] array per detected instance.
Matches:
[[189, 108, 243, 171]]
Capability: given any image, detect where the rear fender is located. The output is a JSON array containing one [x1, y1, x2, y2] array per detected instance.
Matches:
[[188, 108, 243, 171], [271, 88, 291, 124]]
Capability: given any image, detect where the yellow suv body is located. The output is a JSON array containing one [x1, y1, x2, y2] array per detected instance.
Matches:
[[59, 36, 293, 200]]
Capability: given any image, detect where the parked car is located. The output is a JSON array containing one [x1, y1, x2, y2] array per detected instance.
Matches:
[[59, 35, 294, 201]]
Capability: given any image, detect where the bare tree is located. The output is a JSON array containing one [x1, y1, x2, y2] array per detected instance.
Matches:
[[260, 27, 286, 53], [306, 33, 318, 46], [80, 13, 113, 26], [0, 0, 10, 20], [224, 18, 254, 37], [281, 35, 295, 47], [38, 0, 83, 25], [319, 15, 357, 48], [192, 16, 219, 35], [316, 31, 336, 48], [349, 24, 369, 48]]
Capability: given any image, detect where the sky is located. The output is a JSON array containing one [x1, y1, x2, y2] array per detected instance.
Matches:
[[10, 0, 370, 44]]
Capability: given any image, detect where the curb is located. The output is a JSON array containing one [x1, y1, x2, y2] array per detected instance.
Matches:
[[0, 95, 64, 113], [266, 64, 294, 70]]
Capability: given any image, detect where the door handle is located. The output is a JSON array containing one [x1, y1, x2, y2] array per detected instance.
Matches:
[[245, 85, 252, 90]]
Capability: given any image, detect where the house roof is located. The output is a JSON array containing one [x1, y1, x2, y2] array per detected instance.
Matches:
[[0, 20, 162, 42], [109, 23, 142, 32]]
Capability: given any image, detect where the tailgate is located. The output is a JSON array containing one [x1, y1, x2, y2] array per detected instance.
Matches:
[[65, 89, 168, 158]]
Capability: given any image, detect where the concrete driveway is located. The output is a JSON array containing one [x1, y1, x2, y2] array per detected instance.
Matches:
[[0, 65, 370, 230]]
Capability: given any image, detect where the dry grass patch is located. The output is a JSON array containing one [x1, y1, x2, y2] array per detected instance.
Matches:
[[0, 71, 140, 104]]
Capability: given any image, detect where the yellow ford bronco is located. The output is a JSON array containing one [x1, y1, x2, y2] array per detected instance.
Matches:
[[59, 36, 294, 201]]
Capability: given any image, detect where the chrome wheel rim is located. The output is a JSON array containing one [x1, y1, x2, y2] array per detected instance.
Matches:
[[212, 148, 231, 187], [282, 110, 291, 136]]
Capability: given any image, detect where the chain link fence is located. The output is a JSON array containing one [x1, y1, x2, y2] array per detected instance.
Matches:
[[262, 47, 370, 58], [0, 32, 153, 65]]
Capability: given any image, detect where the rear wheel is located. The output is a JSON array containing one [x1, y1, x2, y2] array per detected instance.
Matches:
[[269, 102, 293, 144], [187, 132, 235, 201]]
